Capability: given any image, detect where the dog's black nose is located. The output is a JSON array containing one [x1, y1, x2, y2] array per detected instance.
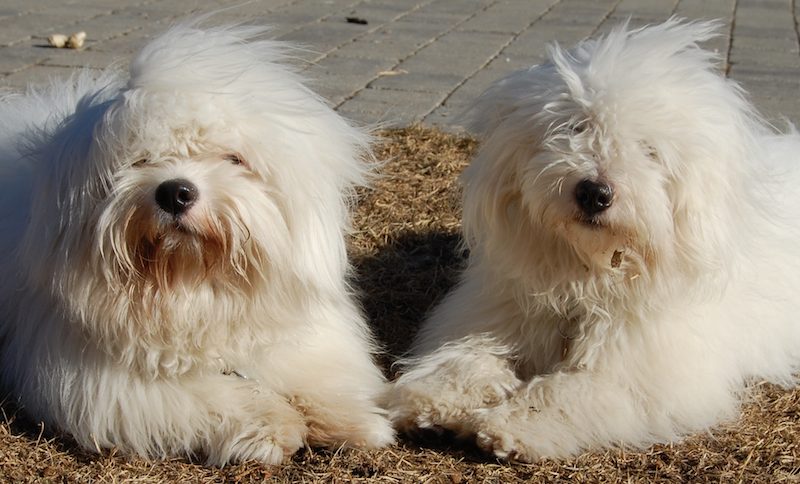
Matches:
[[155, 179, 198, 216], [575, 179, 613, 217]]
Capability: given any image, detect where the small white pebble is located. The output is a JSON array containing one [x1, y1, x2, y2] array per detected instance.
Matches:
[[66, 31, 86, 49], [47, 34, 68, 48]]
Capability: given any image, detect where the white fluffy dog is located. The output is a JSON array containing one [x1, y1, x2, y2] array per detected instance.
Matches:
[[0, 23, 394, 464], [388, 19, 800, 461]]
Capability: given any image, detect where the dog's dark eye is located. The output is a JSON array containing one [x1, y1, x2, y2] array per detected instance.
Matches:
[[570, 123, 587, 134], [641, 142, 659, 161], [132, 158, 148, 167], [224, 153, 245, 166]]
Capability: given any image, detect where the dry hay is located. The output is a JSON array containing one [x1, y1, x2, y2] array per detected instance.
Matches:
[[1, 126, 799, 482]]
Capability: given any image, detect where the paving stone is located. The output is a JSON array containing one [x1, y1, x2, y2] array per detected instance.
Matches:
[[674, 0, 734, 18], [410, 30, 511, 66], [503, 23, 592, 55], [457, 0, 556, 34], [308, 80, 357, 107], [614, 0, 678, 17], [342, 20, 449, 60], [88, 28, 164, 54], [0, 13, 83, 46], [337, 87, 445, 126], [422, 0, 493, 15], [1, 65, 91, 90], [69, 13, 152, 42], [729, 49, 800, 68], [0, 45, 53, 74], [731, 35, 799, 54], [368, 69, 465, 93], [306, 54, 397, 101], [730, 67, 800, 85], [41, 48, 123, 69], [735, 7, 793, 29], [340, 2, 417, 25], [0, 0, 797, 130], [278, 21, 370, 56], [328, 38, 408, 63]]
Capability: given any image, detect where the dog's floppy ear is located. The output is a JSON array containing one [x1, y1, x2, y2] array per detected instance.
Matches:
[[463, 74, 522, 140], [463, 60, 561, 141], [459, 62, 565, 256], [18, 83, 120, 288], [460, 142, 522, 254]]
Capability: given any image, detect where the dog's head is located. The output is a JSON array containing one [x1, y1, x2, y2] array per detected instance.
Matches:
[[463, 19, 764, 299], [22, 24, 369, 367]]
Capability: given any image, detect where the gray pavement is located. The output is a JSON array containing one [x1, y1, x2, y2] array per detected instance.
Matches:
[[0, 0, 798, 131]]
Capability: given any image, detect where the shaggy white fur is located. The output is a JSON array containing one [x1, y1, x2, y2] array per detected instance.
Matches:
[[0, 23, 394, 464], [388, 19, 800, 461]]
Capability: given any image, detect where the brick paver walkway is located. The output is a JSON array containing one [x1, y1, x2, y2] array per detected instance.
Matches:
[[1, 0, 798, 130]]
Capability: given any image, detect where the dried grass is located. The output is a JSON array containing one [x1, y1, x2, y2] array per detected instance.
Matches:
[[1, 126, 798, 482]]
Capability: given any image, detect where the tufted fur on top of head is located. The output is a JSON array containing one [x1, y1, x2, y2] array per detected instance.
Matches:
[[460, 18, 771, 317]]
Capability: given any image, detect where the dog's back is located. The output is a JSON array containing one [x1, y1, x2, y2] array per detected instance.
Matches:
[[0, 73, 119, 268]]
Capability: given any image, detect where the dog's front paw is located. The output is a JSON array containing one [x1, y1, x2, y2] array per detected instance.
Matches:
[[305, 408, 397, 449], [209, 412, 307, 465], [388, 367, 520, 436], [475, 428, 539, 463], [340, 411, 396, 449], [471, 404, 543, 463], [234, 424, 305, 464], [297, 397, 396, 450], [387, 380, 470, 435], [387, 386, 498, 442], [469, 396, 583, 463]]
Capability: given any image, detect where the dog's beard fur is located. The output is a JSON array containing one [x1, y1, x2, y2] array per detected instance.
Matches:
[[389, 19, 800, 462], [108, 176, 260, 293], [37, 115, 297, 376], [0, 22, 394, 463], [90, 154, 275, 373]]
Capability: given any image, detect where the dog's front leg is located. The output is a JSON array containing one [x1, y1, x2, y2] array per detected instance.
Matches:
[[79, 370, 309, 465], [268, 317, 396, 450], [388, 336, 523, 438], [467, 367, 644, 461], [188, 373, 308, 465]]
